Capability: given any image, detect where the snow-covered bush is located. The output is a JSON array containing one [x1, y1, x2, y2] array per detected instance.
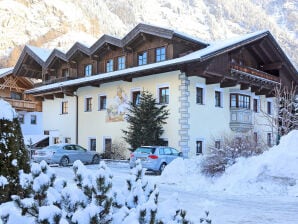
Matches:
[[202, 134, 265, 176], [0, 99, 30, 203], [1, 160, 200, 224]]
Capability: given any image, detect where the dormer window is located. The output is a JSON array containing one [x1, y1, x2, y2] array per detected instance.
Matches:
[[156, 47, 166, 62], [138, 51, 147, 66], [85, 64, 92, 76], [118, 56, 126, 70], [106, 59, 114, 72]]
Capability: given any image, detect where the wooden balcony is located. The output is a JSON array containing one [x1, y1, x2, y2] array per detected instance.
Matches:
[[231, 64, 280, 83], [229, 108, 253, 133], [4, 98, 42, 112]]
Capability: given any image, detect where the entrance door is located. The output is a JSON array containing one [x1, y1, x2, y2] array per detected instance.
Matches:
[[104, 138, 112, 153]]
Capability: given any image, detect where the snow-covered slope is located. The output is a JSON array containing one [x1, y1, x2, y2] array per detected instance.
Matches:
[[0, 0, 297, 68], [161, 130, 298, 196]]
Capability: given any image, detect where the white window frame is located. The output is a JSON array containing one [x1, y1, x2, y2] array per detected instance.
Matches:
[[102, 136, 112, 153], [84, 96, 93, 112], [214, 87, 224, 108], [214, 139, 221, 149], [266, 99, 273, 115], [196, 83, 206, 105], [88, 137, 97, 151], [30, 114, 37, 125], [157, 84, 170, 104], [253, 96, 260, 113], [195, 138, 205, 155], [85, 64, 92, 77], [130, 87, 142, 105], [106, 59, 114, 72], [98, 93, 107, 111], [64, 137, 71, 143], [61, 100, 68, 115], [118, 56, 126, 70]]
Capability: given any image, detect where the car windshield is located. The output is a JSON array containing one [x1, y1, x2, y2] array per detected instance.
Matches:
[[135, 147, 155, 154]]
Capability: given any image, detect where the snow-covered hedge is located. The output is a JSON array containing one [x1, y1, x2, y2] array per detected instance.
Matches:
[[0, 160, 207, 224]]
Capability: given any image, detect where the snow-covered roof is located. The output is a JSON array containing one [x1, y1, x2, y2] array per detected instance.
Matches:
[[25, 30, 269, 94], [0, 67, 14, 78], [27, 45, 52, 62], [23, 134, 48, 146]]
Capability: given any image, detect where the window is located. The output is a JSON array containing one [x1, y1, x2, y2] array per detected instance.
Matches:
[[253, 132, 258, 144], [85, 64, 92, 76], [230, 94, 250, 109], [196, 141, 203, 155], [65, 138, 71, 143], [267, 133, 272, 147], [196, 87, 203, 104], [85, 97, 92, 112], [104, 138, 112, 153], [118, 56, 126, 70], [215, 91, 222, 107], [89, 138, 96, 151], [215, 140, 221, 149], [62, 68, 69, 77], [106, 59, 114, 72], [53, 137, 59, 144], [31, 115, 37, 124], [132, 91, 141, 106], [267, 101, 272, 115], [98, 95, 107, 110], [161, 139, 168, 146], [18, 114, 24, 124], [253, 99, 259, 112], [156, 47, 166, 62], [138, 51, 147, 65], [159, 87, 169, 104], [61, 101, 68, 114], [11, 92, 22, 100]]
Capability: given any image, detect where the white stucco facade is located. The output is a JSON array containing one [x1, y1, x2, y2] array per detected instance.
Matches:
[[41, 70, 277, 157]]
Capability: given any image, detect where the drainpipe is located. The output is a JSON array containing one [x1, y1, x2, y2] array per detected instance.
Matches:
[[63, 88, 79, 144], [74, 92, 78, 144]]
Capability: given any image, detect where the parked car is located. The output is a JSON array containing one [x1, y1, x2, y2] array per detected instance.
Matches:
[[32, 143, 101, 166], [129, 146, 183, 173]]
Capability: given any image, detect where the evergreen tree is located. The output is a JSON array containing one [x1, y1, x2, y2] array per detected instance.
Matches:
[[0, 116, 30, 203], [123, 90, 169, 151]]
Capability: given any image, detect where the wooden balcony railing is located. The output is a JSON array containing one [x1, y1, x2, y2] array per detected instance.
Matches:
[[4, 98, 42, 112], [231, 64, 280, 83]]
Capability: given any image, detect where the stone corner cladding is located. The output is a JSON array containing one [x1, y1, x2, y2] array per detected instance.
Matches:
[[178, 71, 190, 153]]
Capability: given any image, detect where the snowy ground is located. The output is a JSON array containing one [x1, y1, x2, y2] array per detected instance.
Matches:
[[51, 161, 298, 224]]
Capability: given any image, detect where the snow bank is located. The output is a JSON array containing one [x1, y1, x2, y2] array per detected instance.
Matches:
[[160, 157, 212, 191], [0, 99, 17, 121], [161, 130, 298, 196]]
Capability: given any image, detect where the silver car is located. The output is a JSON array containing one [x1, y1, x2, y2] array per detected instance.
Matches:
[[129, 146, 183, 173], [32, 143, 100, 166]]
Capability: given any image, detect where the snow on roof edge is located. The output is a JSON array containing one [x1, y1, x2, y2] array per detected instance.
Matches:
[[27, 45, 53, 62], [25, 30, 270, 94], [0, 67, 14, 78]]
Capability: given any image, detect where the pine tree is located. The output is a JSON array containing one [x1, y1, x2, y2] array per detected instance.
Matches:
[[0, 117, 30, 203], [123, 90, 169, 151]]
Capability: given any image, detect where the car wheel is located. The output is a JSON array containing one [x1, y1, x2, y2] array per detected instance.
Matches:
[[159, 163, 167, 174], [92, 155, 100, 164], [60, 156, 69, 167]]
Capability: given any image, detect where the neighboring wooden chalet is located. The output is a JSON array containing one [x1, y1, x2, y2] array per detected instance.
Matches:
[[12, 23, 298, 155], [0, 67, 41, 112]]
